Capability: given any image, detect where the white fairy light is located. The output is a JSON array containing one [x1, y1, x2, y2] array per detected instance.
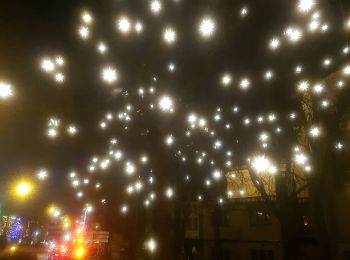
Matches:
[[121, 205, 128, 214], [150, 0, 162, 14], [240, 7, 248, 17], [199, 17, 215, 37], [259, 133, 269, 142], [168, 63, 175, 72], [163, 27, 176, 44], [47, 128, 58, 138], [239, 78, 250, 89], [335, 142, 344, 150], [321, 24, 329, 32], [309, 126, 321, 138], [313, 83, 324, 94], [343, 65, 350, 75], [295, 153, 308, 165], [221, 74, 232, 86], [41, 58, 55, 72], [55, 56, 64, 66], [337, 80, 344, 88], [297, 0, 315, 13], [55, 73, 65, 83], [0, 82, 13, 99], [165, 187, 174, 198], [295, 65, 303, 74], [346, 18, 350, 30], [269, 38, 280, 50], [67, 125, 77, 135], [188, 113, 197, 124], [78, 26, 90, 39], [125, 162, 136, 175], [165, 135, 174, 146], [321, 100, 329, 108], [252, 155, 271, 173], [81, 11, 93, 24], [141, 155, 148, 163], [37, 169, 48, 180], [309, 20, 319, 31], [213, 140, 222, 149], [118, 17, 131, 33], [146, 238, 157, 253], [135, 22, 143, 33], [212, 170, 222, 180], [285, 27, 302, 42], [264, 70, 274, 80], [102, 66, 118, 83], [158, 95, 174, 112], [297, 80, 309, 92], [97, 42, 108, 54], [323, 58, 331, 67]]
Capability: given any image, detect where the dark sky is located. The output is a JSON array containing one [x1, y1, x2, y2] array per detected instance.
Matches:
[[0, 0, 349, 218]]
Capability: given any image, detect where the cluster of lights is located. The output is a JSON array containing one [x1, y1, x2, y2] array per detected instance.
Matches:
[[78, 11, 93, 39], [46, 117, 78, 139], [116, 16, 144, 34], [40, 56, 66, 84], [13, 2, 350, 247]]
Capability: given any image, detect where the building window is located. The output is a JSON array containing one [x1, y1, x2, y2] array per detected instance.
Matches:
[[251, 249, 274, 260], [248, 210, 271, 227]]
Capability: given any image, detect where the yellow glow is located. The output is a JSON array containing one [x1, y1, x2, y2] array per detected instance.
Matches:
[[15, 181, 32, 197], [75, 246, 86, 258], [10, 246, 17, 252]]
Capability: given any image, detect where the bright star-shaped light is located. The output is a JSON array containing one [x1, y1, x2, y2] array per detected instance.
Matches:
[[269, 38, 280, 50], [158, 95, 174, 112], [297, 0, 316, 13], [252, 155, 271, 173], [313, 83, 324, 94], [67, 125, 77, 135], [118, 17, 131, 33], [295, 153, 308, 165], [55, 73, 65, 83], [239, 78, 250, 89], [41, 58, 55, 72], [37, 170, 48, 180], [221, 74, 232, 86], [199, 18, 215, 37], [47, 128, 58, 138], [0, 82, 13, 99], [135, 22, 143, 33], [285, 27, 302, 42], [55, 56, 64, 66], [163, 27, 176, 44], [297, 80, 309, 92], [102, 66, 118, 83], [78, 26, 90, 39], [81, 11, 93, 24], [309, 126, 320, 138], [150, 0, 162, 14]]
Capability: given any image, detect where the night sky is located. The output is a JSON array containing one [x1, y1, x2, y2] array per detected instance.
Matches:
[[0, 0, 349, 219]]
